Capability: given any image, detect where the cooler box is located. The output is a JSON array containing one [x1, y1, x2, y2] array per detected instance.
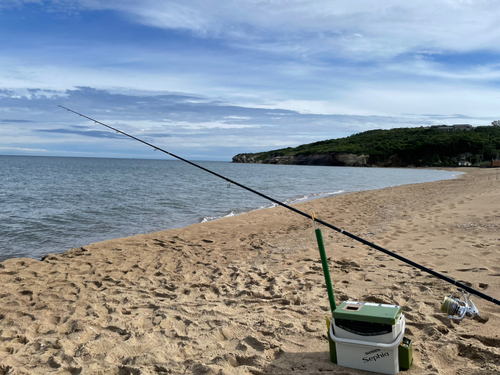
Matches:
[[328, 301, 412, 375]]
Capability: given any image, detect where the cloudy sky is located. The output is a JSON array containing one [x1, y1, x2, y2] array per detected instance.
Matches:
[[2, 1, 500, 160]]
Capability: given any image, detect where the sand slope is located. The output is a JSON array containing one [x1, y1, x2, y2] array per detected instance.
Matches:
[[1, 168, 499, 374]]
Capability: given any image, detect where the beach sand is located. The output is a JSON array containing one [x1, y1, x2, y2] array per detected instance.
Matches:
[[1, 167, 499, 375]]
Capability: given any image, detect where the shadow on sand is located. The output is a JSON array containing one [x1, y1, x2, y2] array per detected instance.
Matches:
[[260, 350, 374, 375]]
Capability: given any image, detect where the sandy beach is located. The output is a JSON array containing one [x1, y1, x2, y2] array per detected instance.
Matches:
[[1, 167, 499, 375]]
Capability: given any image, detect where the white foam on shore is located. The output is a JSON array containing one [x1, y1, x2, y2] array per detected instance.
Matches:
[[200, 190, 346, 223], [285, 190, 345, 204]]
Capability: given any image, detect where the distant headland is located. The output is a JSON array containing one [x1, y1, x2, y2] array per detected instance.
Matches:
[[233, 124, 500, 168]]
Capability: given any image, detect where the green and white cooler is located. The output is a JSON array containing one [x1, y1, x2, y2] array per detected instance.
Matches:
[[328, 301, 413, 375]]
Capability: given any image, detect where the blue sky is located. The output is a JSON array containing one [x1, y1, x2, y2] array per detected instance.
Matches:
[[2, 1, 500, 160]]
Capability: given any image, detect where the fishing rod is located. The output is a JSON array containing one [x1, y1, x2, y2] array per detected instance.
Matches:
[[59, 105, 500, 315]]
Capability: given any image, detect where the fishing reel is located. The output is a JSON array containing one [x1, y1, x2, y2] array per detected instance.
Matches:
[[440, 289, 480, 321]]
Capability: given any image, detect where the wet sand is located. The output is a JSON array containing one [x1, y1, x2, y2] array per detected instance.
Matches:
[[1, 167, 499, 374]]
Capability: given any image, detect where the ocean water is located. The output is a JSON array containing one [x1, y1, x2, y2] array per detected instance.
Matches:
[[0, 156, 462, 261]]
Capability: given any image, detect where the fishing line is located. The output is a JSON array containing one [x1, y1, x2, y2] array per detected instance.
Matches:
[[59, 105, 500, 309]]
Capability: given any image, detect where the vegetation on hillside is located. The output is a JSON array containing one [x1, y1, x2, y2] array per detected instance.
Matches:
[[237, 125, 500, 166]]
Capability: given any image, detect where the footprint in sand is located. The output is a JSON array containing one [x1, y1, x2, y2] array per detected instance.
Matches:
[[457, 341, 500, 363], [456, 267, 489, 273]]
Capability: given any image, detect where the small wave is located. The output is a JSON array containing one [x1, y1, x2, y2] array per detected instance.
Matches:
[[285, 190, 345, 204], [200, 190, 346, 224], [201, 211, 238, 223]]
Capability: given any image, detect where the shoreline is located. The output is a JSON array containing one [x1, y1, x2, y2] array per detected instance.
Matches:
[[1, 167, 499, 374], [189, 167, 465, 240], [0, 163, 461, 263]]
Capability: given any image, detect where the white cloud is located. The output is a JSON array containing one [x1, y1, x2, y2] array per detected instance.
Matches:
[[0, 146, 48, 152], [265, 82, 500, 120], [53, 0, 500, 60], [6, 1, 500, 62], [386, 58, 500, 81]]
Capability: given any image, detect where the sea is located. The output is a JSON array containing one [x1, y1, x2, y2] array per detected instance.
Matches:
[[0, 155, 462, 261]]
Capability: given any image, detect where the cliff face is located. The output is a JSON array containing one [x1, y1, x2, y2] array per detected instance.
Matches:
[[232, 153, 369, 167]]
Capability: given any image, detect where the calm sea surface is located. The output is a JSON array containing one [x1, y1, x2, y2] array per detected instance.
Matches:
[[0, 156, 462, 261]]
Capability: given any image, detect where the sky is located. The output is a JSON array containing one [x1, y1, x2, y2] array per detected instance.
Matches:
[[1, 1, 500, 160]]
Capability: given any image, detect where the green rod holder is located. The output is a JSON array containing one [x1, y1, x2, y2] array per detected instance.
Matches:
[[315, 227, 336, 313]]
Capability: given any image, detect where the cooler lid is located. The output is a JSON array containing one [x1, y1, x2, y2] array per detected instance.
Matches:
[[333, 301, 402, 325]]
